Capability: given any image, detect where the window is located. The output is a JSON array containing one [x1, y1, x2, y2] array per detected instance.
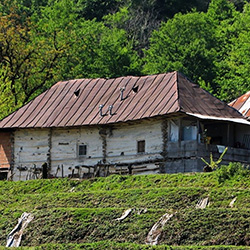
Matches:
[[78, 144, 87, 157], [170, 119, 179, 142], [181, 119, 197, 141], [137, 140, 145, 153], [182, 126, 197, 141]]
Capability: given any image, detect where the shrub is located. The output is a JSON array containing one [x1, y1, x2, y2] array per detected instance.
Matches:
[[216, 162, 250, 183]]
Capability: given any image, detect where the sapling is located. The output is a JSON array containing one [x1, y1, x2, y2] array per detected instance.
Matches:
[[201, 147, 228, 170]]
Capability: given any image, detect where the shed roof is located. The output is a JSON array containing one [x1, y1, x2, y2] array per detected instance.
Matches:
[[0, 71, 244, 128], [229, 91, 250, 119]]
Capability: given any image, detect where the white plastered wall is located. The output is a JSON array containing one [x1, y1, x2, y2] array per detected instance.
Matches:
[[13, 118, 165, 180], [106, 119, 163, 164], [50, 126, 103, 177], [13, 128, 50, 181]]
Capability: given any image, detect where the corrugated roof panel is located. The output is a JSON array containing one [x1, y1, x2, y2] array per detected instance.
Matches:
[[131, 73, 167, 120], [177, 72, 239, 118], [26, 84, 62, 127], [177, 74, 210, 115], [137, 74, 172, 119], [81, 77, 128, 125], [69, 78, 108, 126], [76, 77, 124, 126], [116, 76, 153, 122], [98, 76, 139, 124], [229, 91, 250, 111], [59, 78, 101, 127], [7, 90, 50, 128], [46, 79, 84, 127], [88, 76, 132, 125], [198, 90, 217, 115], [149, 74, 178, 117], [229, 91, 250, 119], [155, 84, 178, 116], [35, 81, 70, 127], [107, 76, 149, 123], [55, 79, 93, 127], [49, 79, 90, 127], [42, 80, 84, 127], [0, 99, 34, 128], [120, 75, 159, 121]]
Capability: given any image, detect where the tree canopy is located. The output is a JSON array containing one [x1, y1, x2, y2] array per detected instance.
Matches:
[[1, 0, 250, 118]]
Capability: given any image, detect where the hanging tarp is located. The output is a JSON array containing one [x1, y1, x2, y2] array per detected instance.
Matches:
[[146, 213, 174, 245], [6, 212, 34, 247]]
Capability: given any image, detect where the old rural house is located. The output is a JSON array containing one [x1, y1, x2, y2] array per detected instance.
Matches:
[[0, 71, 250, 181]]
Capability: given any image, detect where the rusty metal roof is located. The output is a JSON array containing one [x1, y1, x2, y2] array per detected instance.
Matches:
[[0, 71, 244, 128], [229, 91, 250, 118]]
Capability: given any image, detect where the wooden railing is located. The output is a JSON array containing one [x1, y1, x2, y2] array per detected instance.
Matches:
[[167, 141, 250, 165]]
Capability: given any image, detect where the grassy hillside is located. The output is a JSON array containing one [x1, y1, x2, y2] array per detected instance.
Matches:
[[1, 163, 250, 249]]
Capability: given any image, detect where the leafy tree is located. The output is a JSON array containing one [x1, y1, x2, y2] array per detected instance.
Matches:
[[128, 0, 210, 19], [2, 0, 250, 119], [104, 6, 160, 55], [0, 0, 49, 23], [207, 0, 236, 21], [215, 3, 250, 102], [143, 11, 217, 89], [0, 11, 64, 117], [143, 0, 243, 96], [57, 20, 141, 79], [38, 0, 141, 79], [75, 0, 122, 21]]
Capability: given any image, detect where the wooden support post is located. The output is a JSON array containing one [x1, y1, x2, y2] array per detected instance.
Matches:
[[227, 123, 230, 146], [196, 119, 200, 143], [61, 164, 64, 178], [178, 118, 182, 147], [47, 128, 52, 176]]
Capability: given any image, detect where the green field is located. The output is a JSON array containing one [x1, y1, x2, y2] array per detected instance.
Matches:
[[1, 163, 250, 249]]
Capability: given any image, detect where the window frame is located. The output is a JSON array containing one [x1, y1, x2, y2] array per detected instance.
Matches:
[[137, 140, 145, 154], [78, 144, 87, 157]]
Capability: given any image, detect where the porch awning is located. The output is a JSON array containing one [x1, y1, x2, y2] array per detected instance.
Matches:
[[186, 113, 250, 126]]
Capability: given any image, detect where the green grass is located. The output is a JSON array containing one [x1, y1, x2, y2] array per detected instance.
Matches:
[[2, 242, 250, 250], [1, 164, 250, 249]]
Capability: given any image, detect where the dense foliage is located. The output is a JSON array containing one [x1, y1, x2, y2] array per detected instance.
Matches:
[[0, 164, 250, 248], [1, 0, 250, 118]]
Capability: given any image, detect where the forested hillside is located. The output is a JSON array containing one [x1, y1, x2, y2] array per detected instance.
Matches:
[[1, 0, 250, 119]]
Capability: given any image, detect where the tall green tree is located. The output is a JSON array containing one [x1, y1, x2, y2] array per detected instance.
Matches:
[[143, 0, 240, 96], [38, 0, 141, 79], [215, 3, 250, 102], [143, 11, 217, 90], [75, 0, 122, 21], [0, 10, 65, 118]]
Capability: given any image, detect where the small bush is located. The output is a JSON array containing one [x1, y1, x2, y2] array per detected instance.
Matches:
[[216, 162, 250, 184]]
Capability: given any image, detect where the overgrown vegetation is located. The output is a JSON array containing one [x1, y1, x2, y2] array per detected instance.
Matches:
[[1, 0, 250, 118], [0, 163, 250, 249]]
